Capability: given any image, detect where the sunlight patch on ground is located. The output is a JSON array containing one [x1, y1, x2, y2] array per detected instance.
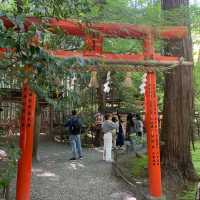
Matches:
[[94, 147, 104, 153], [32, 168, 43, 173], [35, 171, 60, 181], [37, 172, 57, 177], [32, 168, 60, 181], [123, 197, 137, 200], [67, 162, 86, 170], [110, 192, 137, 200]]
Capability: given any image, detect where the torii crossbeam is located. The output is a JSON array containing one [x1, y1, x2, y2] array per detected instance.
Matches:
[[0, 16, 192, 200]]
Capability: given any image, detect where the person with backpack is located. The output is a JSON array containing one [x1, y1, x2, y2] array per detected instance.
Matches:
[[65, 110, 83, 160]]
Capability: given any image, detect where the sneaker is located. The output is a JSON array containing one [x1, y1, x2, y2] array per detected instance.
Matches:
[[69, 157, 76, 161], [79, 156, 83, 160]]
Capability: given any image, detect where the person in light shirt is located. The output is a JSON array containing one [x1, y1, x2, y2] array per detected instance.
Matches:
[[102, 113, 117, 162]]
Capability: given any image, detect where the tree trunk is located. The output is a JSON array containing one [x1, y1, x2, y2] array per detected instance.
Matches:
[[49, 105, 54, 138], [97, 86, 105, 112], [97, 71, 107, 113], [16, 0, 23, 13], [161, 0, 198, 181], [33, 102, 41, 161]]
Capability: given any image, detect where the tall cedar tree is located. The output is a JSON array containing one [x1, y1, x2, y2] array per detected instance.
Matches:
[[161, 0, 198, 181]]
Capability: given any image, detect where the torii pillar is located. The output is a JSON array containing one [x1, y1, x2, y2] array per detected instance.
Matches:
[[16, 80, 36, 200], [144, 34, 162, 198]]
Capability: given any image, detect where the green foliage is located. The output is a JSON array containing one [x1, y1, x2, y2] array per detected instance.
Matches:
[[130, 134, 146, 146], [93, 0, 161, 25], [194, 63, 200, 111], [0, 0, 94, 18], [191, 5, 200, 34], [177, 140, 200, 200], [0, 140, 19, 188], [0, 14, 92, 110], [0, 0, 107, 112], [104, 38, 143, 54], [177, 187, 196, 200], [192, 140, 200, 176], [111, 71, 144, 112]]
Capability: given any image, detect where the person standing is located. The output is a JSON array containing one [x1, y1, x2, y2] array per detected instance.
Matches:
[[116, 115, 125, 147], [102, 114, 117, 162], [65, 110, 83, 160], [135, 114, 144, 138], [112, 116, 119, 148], [126, 113, 136, 137], [126, 113, 137, 152], [94, 112, 103, 147]]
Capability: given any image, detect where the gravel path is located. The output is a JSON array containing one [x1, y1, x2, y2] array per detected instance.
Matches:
[[11, 141, 137, 200]]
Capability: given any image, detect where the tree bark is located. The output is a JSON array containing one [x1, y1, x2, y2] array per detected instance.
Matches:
[[49, 105, 54, 138], [16, 0, 23, 14], [97, 70, 107, 113], [161, 0, 198, 181]]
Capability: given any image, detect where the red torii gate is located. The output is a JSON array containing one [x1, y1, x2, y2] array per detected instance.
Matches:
[[0, 16, 191, 200]]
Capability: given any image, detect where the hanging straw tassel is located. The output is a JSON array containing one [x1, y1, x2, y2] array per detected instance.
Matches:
[[88, 71, 99, 88], [123, 72, 132, 87]]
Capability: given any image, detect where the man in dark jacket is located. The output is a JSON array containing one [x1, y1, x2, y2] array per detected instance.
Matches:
[[65, 110, 83, 160]]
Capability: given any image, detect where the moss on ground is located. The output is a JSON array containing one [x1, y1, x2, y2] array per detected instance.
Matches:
[[117, 140, 200, 200], [192, 140, 200, 176], [177, 140, 200, 200], [116, 152, 148, 181], [130, 155, 148, 178]]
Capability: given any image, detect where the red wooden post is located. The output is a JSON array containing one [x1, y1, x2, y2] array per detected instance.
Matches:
[[144, 74, 151, 180], [16, 81, 36, 200], [145, 72, 162, 197], [84, 32, 103, 56], [144, 34, 162, 198]]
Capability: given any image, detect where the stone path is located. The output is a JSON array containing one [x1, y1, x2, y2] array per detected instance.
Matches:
[[10, 141, 138, 200]]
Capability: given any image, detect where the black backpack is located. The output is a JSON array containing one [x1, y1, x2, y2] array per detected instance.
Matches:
[[69, 118, 81, 135]]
